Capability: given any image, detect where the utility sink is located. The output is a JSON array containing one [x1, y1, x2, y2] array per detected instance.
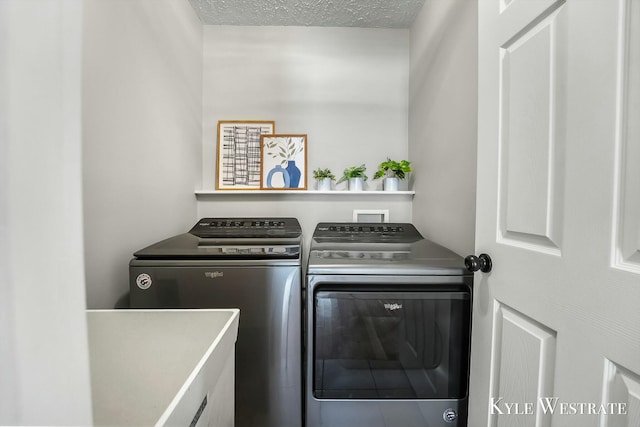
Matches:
[[87, 309, 239, 427]]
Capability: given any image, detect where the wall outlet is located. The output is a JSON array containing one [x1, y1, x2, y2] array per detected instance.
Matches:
[[352, 209, 389, 223]]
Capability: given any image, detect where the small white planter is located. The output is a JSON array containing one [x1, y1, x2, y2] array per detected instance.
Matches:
[[317, 178, 332, 191], [348, 177, 365, 191], [383, 177, 399, 191]]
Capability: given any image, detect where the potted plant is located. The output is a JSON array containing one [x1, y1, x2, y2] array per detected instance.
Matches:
[[337, 164, 368, 191], [373, 158, 412, 191], [312, 168, 336, 191]]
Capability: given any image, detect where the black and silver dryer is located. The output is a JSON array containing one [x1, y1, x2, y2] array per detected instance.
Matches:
[[305, 223, 472, 427], [130, 218, 303, 427]]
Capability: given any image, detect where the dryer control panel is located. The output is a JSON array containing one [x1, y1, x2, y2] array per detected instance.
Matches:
[[313, 222, 422, 243]]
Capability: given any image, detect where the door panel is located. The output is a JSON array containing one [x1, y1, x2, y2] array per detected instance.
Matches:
[[615, 0, 640, 270], [490, 303, 556, 427], [472, 0, 640, 425], [497, 0, 562, 43], [498, 4, 565, 253], [602, 360, 640, 426]]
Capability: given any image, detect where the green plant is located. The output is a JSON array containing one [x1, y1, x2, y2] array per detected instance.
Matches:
[[264, 136, 304, 166], [373, 158, 412, 180], [312, 168, 336, 181], [337, 164, 368, 184]]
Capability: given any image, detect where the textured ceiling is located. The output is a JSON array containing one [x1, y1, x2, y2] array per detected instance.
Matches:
[[188, 0, 426, 28]]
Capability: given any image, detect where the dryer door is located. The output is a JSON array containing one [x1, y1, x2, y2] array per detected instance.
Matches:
[[313, 288, 471, 400]]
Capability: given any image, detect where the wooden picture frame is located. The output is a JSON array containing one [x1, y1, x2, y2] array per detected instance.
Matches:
[[260, 135, 307, 190], [216, 120, 275, 190]]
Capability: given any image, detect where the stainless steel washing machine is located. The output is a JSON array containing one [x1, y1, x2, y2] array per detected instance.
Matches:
[[305, 223, 472, 427], [129, 218, 302, 427]]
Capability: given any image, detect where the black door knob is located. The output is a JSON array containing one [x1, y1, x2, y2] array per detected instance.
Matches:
[[464, 253, 492, 273]]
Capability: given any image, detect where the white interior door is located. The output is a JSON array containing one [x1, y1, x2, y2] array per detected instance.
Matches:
[[469, 0, 640, 426]]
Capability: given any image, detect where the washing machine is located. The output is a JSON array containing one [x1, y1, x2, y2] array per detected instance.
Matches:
[[129, 218, 302, 427], [305, 222, 472, 427]]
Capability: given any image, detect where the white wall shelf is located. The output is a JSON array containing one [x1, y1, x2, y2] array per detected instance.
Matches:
[[195, 190, 415, 196]]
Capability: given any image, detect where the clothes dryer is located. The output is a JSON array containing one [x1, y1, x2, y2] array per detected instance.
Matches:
[[305, 223, 472, 427]]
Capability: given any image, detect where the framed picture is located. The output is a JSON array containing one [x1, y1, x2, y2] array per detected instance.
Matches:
[[261, 135, 307, 190], [216, 120, 275, 190]]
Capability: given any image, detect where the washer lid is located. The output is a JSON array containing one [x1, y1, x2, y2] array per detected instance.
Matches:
[[308, 222, 468, 275], [133, 217, 301, 260], [133, 233, 301, 260]]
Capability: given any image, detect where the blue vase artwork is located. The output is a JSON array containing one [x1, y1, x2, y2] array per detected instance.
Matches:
[[266, 165, 290, 188], [285, 160, 301, 188], [263, 135, 306, 189]]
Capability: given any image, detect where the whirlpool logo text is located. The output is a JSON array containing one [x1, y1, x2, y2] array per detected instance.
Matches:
[[383, 303, 403, 311]]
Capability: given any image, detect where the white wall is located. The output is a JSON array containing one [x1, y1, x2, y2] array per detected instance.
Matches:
[[0, 0, 93, 424], [200, 26, 412, 239], [82, 0, 203, 308], [409, 0, 478, 256]]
